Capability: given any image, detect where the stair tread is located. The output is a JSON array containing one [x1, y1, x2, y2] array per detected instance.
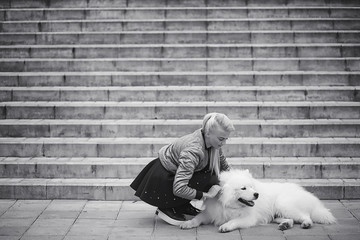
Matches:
[[1, 118, 360, 125], [0, 177, 358, 185], [2, 86, 359, 90], [3, 6, 360, 10], [1, 71, 360, 75], [3, 17, 360, 23], [2, 57, 359, 60], [1, 101, 359, 106], [1, 30, 359, 34], [0, 137, 359, 144], [2, 43, 360, 48], [1, 156, 359, 164]]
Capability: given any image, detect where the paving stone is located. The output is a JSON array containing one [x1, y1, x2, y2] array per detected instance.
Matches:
[[20, 236, 64, 240], [38, 211, 80, 219], [341, 200, 360, 209], [9, 200, 50, 211], [197, 224, 240, 236], [1, 211, 41, 219], [116, 210, 155, 220], [240, 224, 284, 236], [83, 201, 122, 211], [31, 218, 74, 228], [330, 208, 356, 219], [282, 224, 329, 236], [154, 220, 196, 236], [327, 235, 360, 240], [78, 210, 118, 219], [0, 218, 34, 227], [64, 236, 108, 240], [108, 236, 152, 240], [120, 201, 156, 212], [323, 200, 346, 209], [108, 226, 153, 238], [285, 236, 330, 240], [114, 218, 155, 228], [0, 237, 18, 240], [67, 224, 113, 236], [241, 236, 286, 240], [322, 219, 360, 234], [153, 236, 197, 240], [45, 200, 87, 211], [24, 225, 69, 236], [0, 226, 28, 236], [0, 200, 15, 215]]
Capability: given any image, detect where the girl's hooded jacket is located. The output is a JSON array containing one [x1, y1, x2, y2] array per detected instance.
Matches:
[[158, 128, 230, 200]]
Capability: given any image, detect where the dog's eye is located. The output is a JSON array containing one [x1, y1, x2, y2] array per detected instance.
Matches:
[[241, 187, 246, 190]]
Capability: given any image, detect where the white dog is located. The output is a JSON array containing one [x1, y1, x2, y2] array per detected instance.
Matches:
[[180, 169, 336, 232]]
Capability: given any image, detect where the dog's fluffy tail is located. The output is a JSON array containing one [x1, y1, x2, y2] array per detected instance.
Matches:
[[311, 207, 336, 224]]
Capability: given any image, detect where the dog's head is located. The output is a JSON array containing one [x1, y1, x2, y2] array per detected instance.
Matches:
[[218, 169, 259, 209]]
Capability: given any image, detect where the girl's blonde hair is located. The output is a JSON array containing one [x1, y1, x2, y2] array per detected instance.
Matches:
[[201, 113, 235, 176]]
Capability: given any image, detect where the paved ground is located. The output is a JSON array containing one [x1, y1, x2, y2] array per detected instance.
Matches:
[[0, 199, 359, 240]]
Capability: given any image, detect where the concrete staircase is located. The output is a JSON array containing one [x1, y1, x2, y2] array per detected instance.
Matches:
[[0, 0, 359, 200]]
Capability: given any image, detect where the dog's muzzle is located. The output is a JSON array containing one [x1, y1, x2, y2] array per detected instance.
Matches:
[[238, 198, 254, 207], [238, 193, 259, 207]]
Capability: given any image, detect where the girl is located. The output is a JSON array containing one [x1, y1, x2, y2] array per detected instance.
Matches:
[[130, 112, 235, 225]]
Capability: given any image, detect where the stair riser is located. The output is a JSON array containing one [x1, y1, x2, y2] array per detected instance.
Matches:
[[1, 32, 359, 45], [2, 89, 359, 102], [2, 105, 360, 120], [2, 0, 360, 8], [3, 9, 360, 21], [1, 59, 359, 72], [0, 184, 356, 200], [2, 46, 360, 58], [0, 142, 359, 157], [1, 124, 358, 138], [2, 20, 360, 32], [1, 74, 359, 87], [0, 162, 359, 179]]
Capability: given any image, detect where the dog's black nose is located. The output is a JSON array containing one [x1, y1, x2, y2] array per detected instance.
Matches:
[[254, 193, 259, 199]]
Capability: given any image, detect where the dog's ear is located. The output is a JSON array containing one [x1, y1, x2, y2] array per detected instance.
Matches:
[[243, 169, 253, 178]]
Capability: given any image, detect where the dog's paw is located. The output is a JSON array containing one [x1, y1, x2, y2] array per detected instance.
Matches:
[[219, 223, 234, 233], [278, 222, 291, 231], [278, 219, 294, 231], [180, 220, 196, 230], [301, 220, 313, 229]]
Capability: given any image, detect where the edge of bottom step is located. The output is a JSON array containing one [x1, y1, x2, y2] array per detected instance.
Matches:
[[0, 178, 359, 200]]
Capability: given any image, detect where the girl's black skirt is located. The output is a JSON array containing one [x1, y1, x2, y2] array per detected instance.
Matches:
[[130, 158, 218, 209]]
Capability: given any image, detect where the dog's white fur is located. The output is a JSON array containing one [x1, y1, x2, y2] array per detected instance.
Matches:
[[180, 169, 336, 232]]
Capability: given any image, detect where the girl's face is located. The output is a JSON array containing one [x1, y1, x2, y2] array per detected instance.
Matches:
[[206, 127, 230, 149]]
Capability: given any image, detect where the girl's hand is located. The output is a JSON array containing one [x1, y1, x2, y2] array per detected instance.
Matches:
[[203, 185, 221, 198]]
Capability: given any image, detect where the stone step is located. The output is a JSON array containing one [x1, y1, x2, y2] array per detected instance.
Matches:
[[1, 119, 359, 138], [2, 43, 360, 58], [0, 157, 359, 179], [1, 31, 359, 45], [1, 86, 359, 102], [1, 101, 360, 120], [1, 0, 359, 8], [2, 18, 360, 32], [1, 71, 359, 87], [1, 57, 360, 72], [0, 177, 358, 200], [2, 7, 360, 21], [0, 137, 359, 157]]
